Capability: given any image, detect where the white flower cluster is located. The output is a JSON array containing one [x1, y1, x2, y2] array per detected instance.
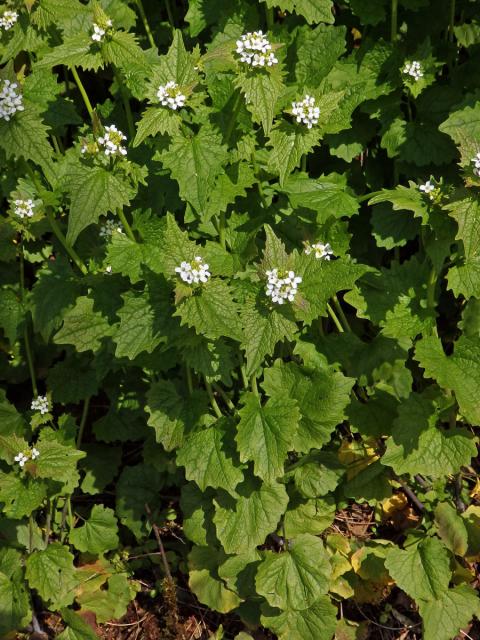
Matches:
[[81, 140, 99, 156], [91, 19, 112, 42], [0, 9, 18, 30], [292, 95, 320, 129], [419, 180, 435, 199], [175, 257, 211, 284], [31, 395, 50, 414], [157, 81, 186, 110], [14, 447, 40, 468], [99, 218, 124, 238], [0, 78, 24, 121], [304, 241, 334, 260], [14, 198, 35, 219], [98, 125, 127, 157], [471, 152, 480, 177], [265, 268, 302, 304], [236, 30, 278, 67], [402, 60, 423, 81]]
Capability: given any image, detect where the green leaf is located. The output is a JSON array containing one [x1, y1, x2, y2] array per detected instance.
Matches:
[[268, 121, 323, 186], [176, 418, 244, 495], [26, 543, 78, 609], [444, 196, 480, 298], [280, 173, 359, 220], [416, 335, 480, 425], [0, 569, 31, 636], [439, 97, 480, 167], [64, 164, 135, 244], [213, 476, 289, 554], [236, 393, 299, 482], [116, 464, 164, 539], [382, 392, 477, 477], [288, 451, 344, 498], [113, 291, 163, 359], [101, 30, 145, 71], [133, 105, 181, 146], [0, 389, 26, 436], [256, 533, 331, 610], [369, 181, 430, 224], [35, 430, 86, 488], [76, 572, 137, 623], [188, 545, 242, 614], [284, 496, 335, 537], [36, 32, 103, 71], [419, 585, 480, 640], [236, 69, 284, 135], [264, 0, 334, 24], [154, 28, 199, 85], [385, 537, 451, 601], [295, 24, 346, 86], [70, 505, 119, 555], [0, 288, 23, 345], [58, 608, 98, 640], [343, 460, 392, 504], [80, 444, 122, 495], [161, 124, 228, 213], [261, 596, 337, 640], [174, 279, 243, 342], [0, 471, 48, 518], [54, 296, 113, 352], [434, 503, 469, 556]]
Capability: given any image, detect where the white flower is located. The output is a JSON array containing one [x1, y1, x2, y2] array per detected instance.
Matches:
[[0, 10, 18, 30], [14, 198, 35, 219], [81, 140, 99, 155], [99, 218, 124, 238], [265, 268, 302, 305], [0, 78, 24, 121], [304, 241, 334, 260], [157, 81, 186, 111], [31, 447, 40, 460], [31, 395, 50, 415], [291, 95, 320, 129], [175, 256, 211, 284], [97, 124, 127, 157], [402, 60, 423, 81], [471, 152, 480, 177], [419, 180, 436, 199], [104, 265, 113, 275], [235, 30, 278, 67], [91, 19, 112, 42], [14, 452, 29, 467]]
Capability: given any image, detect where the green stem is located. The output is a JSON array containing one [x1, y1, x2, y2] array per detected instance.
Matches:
[[326, 302, 344, 333], [406, 96, 413, 122], [390, 0, 398, 42], [29, 514, 34, 554], [448, 0, 456, 42], [240, 364, 249, 390], [205, 379, 222, 419], [165, 0, 175, 28], [224, 91, 242, 146], [426, 267, 438, 336], [250, 374, 259, 397], [301, 154, 307, 173], [115, 71, 135, 139], [71, 66, 94, 118], [251, 151, 269, 209], [116, 208, 136, 242], [332, 295, 351, 332], [265, 4, 274, 30], [218, 211, 226, 249], [136, 0, 156, 48], [185, 366, 193, 396], [67, 497, 74, 532], [356, 190, 383, 203], [51, 135, 62, 155], [46, 210, 88, 275], [19, 242, 38, 397], [44, 499, 52, 546], [318, 318, 324, 336], [212, 383, 235, 411], [76, 396, 90, 448]]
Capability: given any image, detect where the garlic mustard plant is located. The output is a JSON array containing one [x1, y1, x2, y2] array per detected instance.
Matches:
[[98, 125, 127, 157], [291, 95, 320, 128], [157, 81, 186, 110], [0, 79, 24, 121], [99, 218, 124, 238], [0, 9, 18, 30], [175, 257, 211, 284], [91, 18, 113, 42], [304, 241, 334, 260], [31, 395, 50, 414], [419, 180, 436, 199], [265, 269, 302, 304], [402, 60, 423, 81], [471, 152, 480, 177], [14, 198, 35, 219], [14, 447, 40, 467], [235, 31, 278, 67]]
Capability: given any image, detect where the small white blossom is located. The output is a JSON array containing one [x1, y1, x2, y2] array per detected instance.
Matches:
[[0, 10, 18, 30], [291, 95, 320, 129], [0, 78, 24, 121], [471, 152, 480, 177], [31, 447, 40, 459], [31, 395, 50, 415], [304, 241, 334, 260], [235, 30, 278, 67], [402, 60, 423, 81], [265, 268, 302, 305], [81, 140, 99, 155], [14, 452, 29, 467], [175, 256, 211, 284], [91, 18, 112, 42], [157, 81, 186, 110], [99, 218, 124, 238], [105, 265, 113, 275], [14, 198, 35, 219], [419, 180, 436, 199], [98, 124, 127, 157]]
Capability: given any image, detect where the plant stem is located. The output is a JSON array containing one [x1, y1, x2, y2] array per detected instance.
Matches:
[[250, 374, 259, 397], [332, 295, 351, 332], [165, 0, 175, 28], [205, 379, 222, 418], [71, 66, 94, 118], [45, 210, 88, 275], [224, 91, 242, 146], [357, 190, 383, 203], [136, 0, 156, 48], [116, 208, 136, 242], [29, 514, 34, 554], [326, 302, 344, 333], [265, 4, 274, 30], [240, 364, 249, 390], [44, 499, 52, 546], [19, 242, 38, 397], [115, 71, 135, 139], [67, 497, 74, 531], [76, 396, 90, 448], [448, 0, 456, 42], [390, 0, 398, 42], [218, 211, 226, 249], [251, 151, 269, 209], [185, 366, 193, 395], [301, 154, 307, 173], [212, 383, 235, 411], [426, 266, 438, 336]]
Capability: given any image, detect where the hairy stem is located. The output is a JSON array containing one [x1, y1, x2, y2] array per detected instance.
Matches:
[[250, 374, 259, 397], [136, 0, 156, 48], [212, 382, 235, 411], [205, 379, 223, 418], [390, 0, 398, 42], [116, 208, 136, 242], [326, 302, 344, 333], [332, 295, 351, 332], [71, 66, 94, 118]]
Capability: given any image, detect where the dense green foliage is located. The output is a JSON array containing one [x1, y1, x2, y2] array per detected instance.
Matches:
[[0, 0, 480, 638]]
